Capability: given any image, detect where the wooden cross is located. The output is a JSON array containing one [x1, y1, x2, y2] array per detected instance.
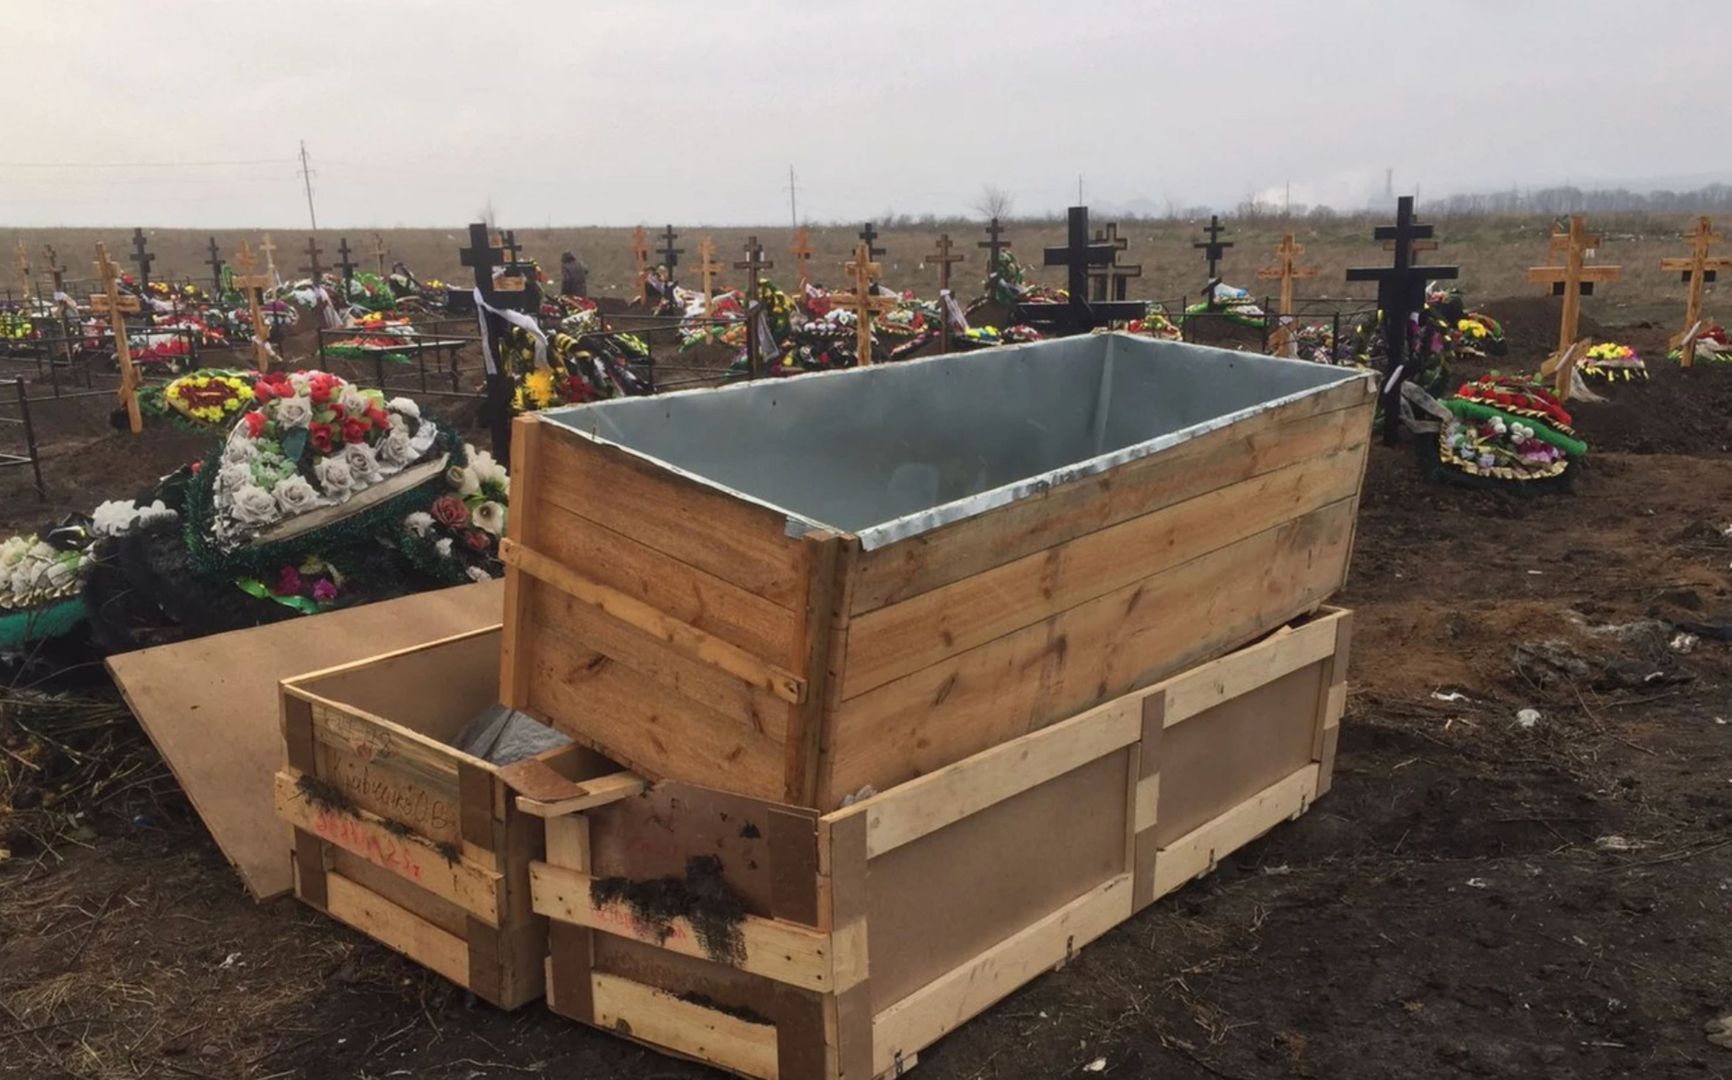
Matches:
[[791, 226, 815, 284], [697, 236, 722, 315], [1194, 215, 1234, 309], [832, 241, 898, 366], [1661, 216, 1732, 368], [205, 236, 225, 296], [733, 236, 775, 378], [14, 240, 31, 301], [369, 232, 389, 275], [858, 221, 886, 259], [300, 236, 324, 282], [41, 244, 64, 295], [1526, 215, 1622, 354], [335, 237, 357, 294], [926, 233, 966, 353], [92, 243, 143, 434], [259, 234, 279, 285], [1018, 206, 1144, 331], [231, 241, 275, 372], [632, 226, 651, 304], [1257, 233, 1318, 356], [1086, 222, 1141, 302], [1347, 196, 1459, 445], [659, 224, 683, 287], [130, 228, 155, 292], [498, 229, 521, 263], [978, 217, 1012, 286]]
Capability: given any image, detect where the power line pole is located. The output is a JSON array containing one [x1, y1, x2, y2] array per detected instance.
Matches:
[[786, 165, 798, 228], [297, 139, 318, 230]]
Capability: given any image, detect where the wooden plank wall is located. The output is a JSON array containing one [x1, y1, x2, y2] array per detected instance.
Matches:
[[821, 381, 1374, 805]]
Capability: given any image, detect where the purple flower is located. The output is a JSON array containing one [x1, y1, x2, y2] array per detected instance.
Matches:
[[311, 579, 338, 602]]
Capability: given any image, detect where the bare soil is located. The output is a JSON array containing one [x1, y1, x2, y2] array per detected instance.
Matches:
[[5, 313, 1732, 1079]]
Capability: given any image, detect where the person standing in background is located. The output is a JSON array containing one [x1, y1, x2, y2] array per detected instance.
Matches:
[[560, 251, 588, 298]]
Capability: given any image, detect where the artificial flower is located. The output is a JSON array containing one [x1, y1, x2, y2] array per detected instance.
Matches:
[[342, 442, 381, 483], [242, 411, 267, 438], [472, 500, 506, 536], [315, 456, 354, 496], [404, 511, 435, 537], [274, 395, 314, 429], [431, 494, 469, 528], [230, 484, 281, 526], [272, 475, 321, 516]]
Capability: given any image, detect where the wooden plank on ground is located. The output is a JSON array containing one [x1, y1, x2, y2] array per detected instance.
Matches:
[[843, 447, 1365, 697], [870, 874, 1133, 1076], [591, 972, 781, 1079], [534, 419, 808, 608], [324, 872, 472, 988], [274, 770, 503, 924], [821, 498, 1357, 805], [1150, 764, 1319, 901], [848, 384, 1372, 614]]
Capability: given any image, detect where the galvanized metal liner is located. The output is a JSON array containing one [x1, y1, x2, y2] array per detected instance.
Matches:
[[542, 333, 1362, 548]]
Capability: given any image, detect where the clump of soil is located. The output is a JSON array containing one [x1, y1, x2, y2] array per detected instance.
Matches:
[[589, 854, 747, 966], [1478, 295, 1607, 358]]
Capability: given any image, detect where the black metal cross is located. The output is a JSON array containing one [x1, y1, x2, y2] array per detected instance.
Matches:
[[858, 221, 885, 259], [978, 217, 1012, 282], [1346, 196, 1459, 445], [459, 222, 521, 463], [498, 229, 521, 263], [1018, 206, 1145, 332], [659, 225, 683, 284], [1193, 215, 1234, 309], [733, 236, 775, 379], [205, 237, 225, 295], [300, 236, 324, 281], [130, 228, 155, 290], [336, 237, 357, 292], [1087, 223, 1141, 302]]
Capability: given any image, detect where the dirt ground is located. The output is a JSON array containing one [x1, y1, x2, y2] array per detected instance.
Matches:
[[5, 310, 1732, 1079]]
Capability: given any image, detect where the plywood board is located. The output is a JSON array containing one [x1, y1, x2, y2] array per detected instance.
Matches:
[[106, 580, 505, 900]]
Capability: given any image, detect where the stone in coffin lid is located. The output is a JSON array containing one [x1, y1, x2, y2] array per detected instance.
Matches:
[[247, 454, 449, 546], [537, 331, 1366, 550]]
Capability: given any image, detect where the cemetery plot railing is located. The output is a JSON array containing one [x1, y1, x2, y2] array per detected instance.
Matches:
[[0, 377, 45, 501], [316, 325, 486, 397]]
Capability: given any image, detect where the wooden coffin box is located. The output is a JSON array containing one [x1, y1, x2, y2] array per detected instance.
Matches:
[[275, 628, 635, 1009], [529, 607, 1352, 1079], [500, 334, 1374, 808]]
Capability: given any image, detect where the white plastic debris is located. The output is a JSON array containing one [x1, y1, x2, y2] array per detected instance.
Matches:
[[1515, 708, 1542, 730], [1595, 835, 1645, 852], [1672, 633, 1700, 655], [1431, 690, 1470, 703], [1083, 1059, 1107, 1073], [1465, 877, 1491, 889], [217, 952, 242, 969]]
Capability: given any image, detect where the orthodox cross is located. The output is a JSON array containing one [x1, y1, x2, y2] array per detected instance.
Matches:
[[41, 244, 64, 295], [459, 222, 528, 461], [1018, 206, 1144, 332], [1086, 222, 1141, 302], [858, 221, 886, 259], [733, 236, 775, 378], [369, 232, 389, 275], [831, 241, 898, 367], [92, 243, 144, 434], [925, 233, 966, 353], [978, 216, 1011, 283], [205, 236, 225, 296], [1194, 215, 1234, 309], [231, 241, 275, 372], [659, 224, 683, 287], [335, 237, 358, 295], [791, 226, 815, 284], [632, 226, 651, 304], [1346, 196, 1459, 445], [1660, 216, 1731, 368], [1257, 233, 1317, 356], [259, 234, 279, 286], [130, 227, 155, 292], [697, 235, 722, 315], [300, 235, 324, 282], [1525, 215, 1621, 353], [14, 241, 31, 301], [498, 229, 521, 263]]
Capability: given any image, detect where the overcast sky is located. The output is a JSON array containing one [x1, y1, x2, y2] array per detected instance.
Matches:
[[6, 0, 1729, 228]]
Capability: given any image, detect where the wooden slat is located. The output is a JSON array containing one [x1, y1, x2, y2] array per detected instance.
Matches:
[[821, 498, 1357, 805], [274, 770, 503, 924], [313, 739, 464, 847], [304, 695, 464, 792], [849, 384, 1373, 614], [500, 416, 543, 706], [870, 873, 1133, 1076], [529, 585, 786, 744], [830, 693, 1142, 858], [534, 419, 808, 608], [842, 447, 1365, 698], [532, 862, 841, 992], [591, 972, 780, 1080], [1150, 764, 1319, 901], [512, 771, 648, 818], [1159, 610, 1344, 728], [783, 533, 843, 807], [531, 495, 801, 667], [324, 872, 471, 989], [525, 626, 788, 802], [504, 536, 806, 705]]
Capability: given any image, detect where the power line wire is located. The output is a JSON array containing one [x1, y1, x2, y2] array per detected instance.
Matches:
[[0, 158, 291, 169]]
